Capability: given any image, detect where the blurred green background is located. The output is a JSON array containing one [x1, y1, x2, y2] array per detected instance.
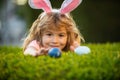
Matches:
[[0, 0, 120, 46]]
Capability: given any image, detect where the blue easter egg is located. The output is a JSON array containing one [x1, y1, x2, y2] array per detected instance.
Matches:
[[48, 48, 61, 58]]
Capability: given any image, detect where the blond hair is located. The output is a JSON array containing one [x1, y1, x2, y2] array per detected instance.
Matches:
[[23, 12, 84, 51]]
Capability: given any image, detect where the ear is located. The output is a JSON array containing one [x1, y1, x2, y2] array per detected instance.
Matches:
[[28, 0, 52, 13], [60, 0, 82, 14]]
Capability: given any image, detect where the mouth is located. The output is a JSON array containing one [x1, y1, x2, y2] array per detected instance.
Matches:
[[51, 46, 59, 48], [49, 46, 62, 51], [50, 46, 60, 48]]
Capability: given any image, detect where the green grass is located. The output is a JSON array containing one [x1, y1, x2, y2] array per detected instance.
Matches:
[[0, 43, 120, 80]]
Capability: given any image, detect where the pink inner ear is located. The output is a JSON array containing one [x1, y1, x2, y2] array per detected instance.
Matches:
[[30, 0, 52, 13], [60, 0, 82, 14]]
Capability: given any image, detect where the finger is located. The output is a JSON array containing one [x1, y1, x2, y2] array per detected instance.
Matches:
[[73, 41, 80, 48], [38, 48, 49, 55], [70, 46, 74, 52]]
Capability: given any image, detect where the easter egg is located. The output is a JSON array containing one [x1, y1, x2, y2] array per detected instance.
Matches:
[[48, 48, 61, 58], [74, 46, 91, 55]]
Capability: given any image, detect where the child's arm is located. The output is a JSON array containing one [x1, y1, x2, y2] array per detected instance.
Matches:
[[24, 46, 39, 56], [24, 40, 48, 57], [24, 46, 48, 57]]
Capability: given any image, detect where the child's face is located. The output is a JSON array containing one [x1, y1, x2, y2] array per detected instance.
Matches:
[[42, 27, 67, 50]]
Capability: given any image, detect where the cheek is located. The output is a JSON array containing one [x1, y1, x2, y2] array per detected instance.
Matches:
[[61, 37, 67, 45], [64, 38, 67, 44], [42, 36, 50, 47], [61, 38, 67, 50]]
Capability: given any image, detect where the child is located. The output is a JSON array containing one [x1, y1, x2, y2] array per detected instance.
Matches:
[[23, 0, 90, 57]]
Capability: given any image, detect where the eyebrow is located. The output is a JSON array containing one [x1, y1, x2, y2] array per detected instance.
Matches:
[[44, 30, 67, 34], [45, 30, 66, 32]]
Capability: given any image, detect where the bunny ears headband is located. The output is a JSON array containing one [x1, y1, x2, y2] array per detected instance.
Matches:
[[28, 0, 82, 14]]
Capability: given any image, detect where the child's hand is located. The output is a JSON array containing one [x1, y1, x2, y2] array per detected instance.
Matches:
[[24, 46, 49, 57], [36, 47, 49, 57], [70, 41, 80, 51]]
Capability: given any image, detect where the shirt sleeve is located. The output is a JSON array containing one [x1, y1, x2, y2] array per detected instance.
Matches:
[[27, 40, 40, 50]]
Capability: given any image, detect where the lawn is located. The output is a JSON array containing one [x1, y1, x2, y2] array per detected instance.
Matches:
[[0, 43, 120, 80]]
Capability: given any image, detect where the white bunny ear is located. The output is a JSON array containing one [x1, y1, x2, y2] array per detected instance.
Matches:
[[60, 0, 82, 14], [28, 0, 52, 13]]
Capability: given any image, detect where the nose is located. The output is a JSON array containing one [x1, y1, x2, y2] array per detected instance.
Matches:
[[52, 36, 59, 43]]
